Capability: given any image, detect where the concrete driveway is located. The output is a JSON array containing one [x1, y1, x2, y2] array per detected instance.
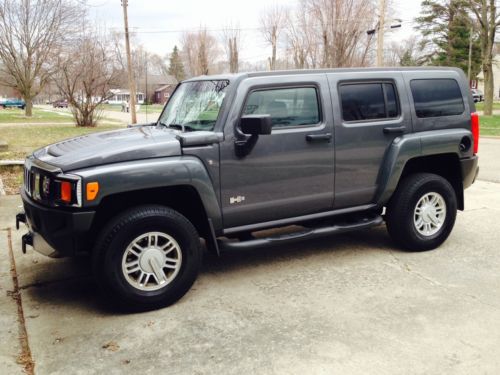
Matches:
[[1, 139, 500, 374]]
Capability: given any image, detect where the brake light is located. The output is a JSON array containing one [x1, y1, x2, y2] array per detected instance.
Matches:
[[471, 112, 479, 154], [60, 181, 72, 203]]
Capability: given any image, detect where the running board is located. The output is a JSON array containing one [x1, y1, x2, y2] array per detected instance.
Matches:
[[218, 215, 384, 251]]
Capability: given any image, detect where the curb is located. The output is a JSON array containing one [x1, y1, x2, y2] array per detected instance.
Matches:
[[0, 176, 5, 196], [0, 160, 24, 166]]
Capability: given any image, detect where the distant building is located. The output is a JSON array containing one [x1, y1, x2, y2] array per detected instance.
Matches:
[[136, 74, 177, 104], [154, 84, 176, 105], [477, 54, 500, 99], [107, 89, 145, 105]]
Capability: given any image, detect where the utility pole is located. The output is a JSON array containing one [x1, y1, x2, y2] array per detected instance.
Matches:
[[121, 0, 137, 124], [376, 0, 386, 67], [467, 26, 473, 83]]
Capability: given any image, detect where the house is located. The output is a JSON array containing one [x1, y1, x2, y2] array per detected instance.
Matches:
[[154, 84, 176, 105], [106, 89, 145, 105], [477, 54, 500, 99], [136, 74, 177, 104]]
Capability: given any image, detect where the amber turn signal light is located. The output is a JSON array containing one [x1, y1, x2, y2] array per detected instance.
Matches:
[[86, 182, 99, 201]]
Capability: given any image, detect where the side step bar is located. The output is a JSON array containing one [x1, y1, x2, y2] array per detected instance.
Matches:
[[218, 215, 384, 251]]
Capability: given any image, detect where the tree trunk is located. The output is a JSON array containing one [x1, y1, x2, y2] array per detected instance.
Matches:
[[483, 60, 494, 115], [25, 98, 33, 117]]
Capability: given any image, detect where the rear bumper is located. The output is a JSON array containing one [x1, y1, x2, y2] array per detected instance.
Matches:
[[19, 190, 95, 257], [461, 155, 479, 189]]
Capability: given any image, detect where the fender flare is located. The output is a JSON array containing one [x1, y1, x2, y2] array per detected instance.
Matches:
[[75, 156, 223, 231], [375, 128, 473, 206]]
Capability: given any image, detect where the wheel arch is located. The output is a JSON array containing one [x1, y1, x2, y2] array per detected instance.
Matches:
[[89, 185, 215, 251], [380, 153, 464, 211], [398, 154, 464, 210]]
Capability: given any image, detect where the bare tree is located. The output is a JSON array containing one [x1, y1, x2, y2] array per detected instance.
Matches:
[[384, 36, 427, 66], [260, 5, 288, 70], [221, 23, 241, 73], [181, 28, 219, 77], [0, 0, 82, 116], [469, 0, 499, 115], [302, 0, 376, 68], [54, 32, 120, 127]]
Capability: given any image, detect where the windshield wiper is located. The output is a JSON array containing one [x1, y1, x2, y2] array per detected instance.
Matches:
[[158, 122, 195, 132]]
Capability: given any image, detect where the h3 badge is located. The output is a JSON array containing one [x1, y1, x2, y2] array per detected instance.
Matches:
[[230, 196, 246, 205]]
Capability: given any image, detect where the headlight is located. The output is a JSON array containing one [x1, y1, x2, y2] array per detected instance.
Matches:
[[54, 175, 82, 207]]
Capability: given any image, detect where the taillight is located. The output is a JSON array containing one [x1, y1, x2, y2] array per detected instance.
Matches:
[[471, 112, 479, 154]]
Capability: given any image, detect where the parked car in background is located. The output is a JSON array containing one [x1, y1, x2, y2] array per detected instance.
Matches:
[[52, 99, 69, 108], [471, 89, 484, 102], [0, 98, 26, 109]]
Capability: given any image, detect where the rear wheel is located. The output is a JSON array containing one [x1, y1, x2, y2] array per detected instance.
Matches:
[[92, 205, 202, 311], [386, 173, 457, 251]]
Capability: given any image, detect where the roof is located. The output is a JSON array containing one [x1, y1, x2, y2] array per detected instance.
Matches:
[[154, 84, 176, 92], [137, 74, 177, 86], [109, 89, 145, 95]]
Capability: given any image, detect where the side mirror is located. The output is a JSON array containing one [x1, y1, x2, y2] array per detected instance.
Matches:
[[240, 114, 272, 135]]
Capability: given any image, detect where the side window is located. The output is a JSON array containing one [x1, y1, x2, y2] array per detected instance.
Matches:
[[340, 82, 399, 122], [243, 87, 320, 128], [410, 79, 465, 118]]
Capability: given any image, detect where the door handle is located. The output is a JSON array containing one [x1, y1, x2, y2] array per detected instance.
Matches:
[[306, 133, 332, 142], [383, 126, 406, 134]]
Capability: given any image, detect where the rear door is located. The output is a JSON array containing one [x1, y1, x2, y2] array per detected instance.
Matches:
[[219, 73, 335, 228], [327, 72, 413, 208]]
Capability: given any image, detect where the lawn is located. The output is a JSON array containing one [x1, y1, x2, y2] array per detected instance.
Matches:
[[101, 103, 164, 114], [479, 114, 500, 136], [0, 107, 123, 125], [0, 107, 74, 123], [474, 101, 500, 111]]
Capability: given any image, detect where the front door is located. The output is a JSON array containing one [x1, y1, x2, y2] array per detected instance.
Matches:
[[219, 74, 335, 229]]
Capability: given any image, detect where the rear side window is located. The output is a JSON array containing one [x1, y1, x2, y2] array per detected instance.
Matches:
[[340, 83, 399, 122], [243, 87, 320, 128], [410, 79, 465, 118]]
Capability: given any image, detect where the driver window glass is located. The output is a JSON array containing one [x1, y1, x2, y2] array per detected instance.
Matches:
[[243, 87, 320, 128]]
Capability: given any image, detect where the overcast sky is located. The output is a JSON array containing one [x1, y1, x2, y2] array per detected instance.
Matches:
[[88, 0, 423, 62]]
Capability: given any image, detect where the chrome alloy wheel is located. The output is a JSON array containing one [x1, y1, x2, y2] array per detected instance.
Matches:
[[413, 192, 447, 236], [121, 232, 182, 291]]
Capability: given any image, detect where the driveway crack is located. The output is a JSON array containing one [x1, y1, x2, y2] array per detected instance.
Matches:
[[7, 227, 35, 375]]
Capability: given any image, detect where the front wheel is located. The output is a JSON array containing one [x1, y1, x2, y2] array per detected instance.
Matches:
[[386, 173, 457, 251], [92, 205, 202, 311]]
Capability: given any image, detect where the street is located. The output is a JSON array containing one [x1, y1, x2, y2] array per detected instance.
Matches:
[[1, 139, 500, 374]]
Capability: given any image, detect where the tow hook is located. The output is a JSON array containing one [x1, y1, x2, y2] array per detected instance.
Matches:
[[21, 233, 33, 254], [16, 212, 26, 230]]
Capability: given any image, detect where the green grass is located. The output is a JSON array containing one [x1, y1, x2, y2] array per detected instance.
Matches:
[[0, 123, 124, 160], [0, 107, 74, 123], [101, 104, 164, 114], [479, 114, 500, 136], [474, 101, 500, 111]]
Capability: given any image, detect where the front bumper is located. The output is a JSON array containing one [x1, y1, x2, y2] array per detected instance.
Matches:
[[460, 155, 479, 189], [18, 190, 96, 257]]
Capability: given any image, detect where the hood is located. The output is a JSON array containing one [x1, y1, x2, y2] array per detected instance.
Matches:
[[33, 125, 182, 172]]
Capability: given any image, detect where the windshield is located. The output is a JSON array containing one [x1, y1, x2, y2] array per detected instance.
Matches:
[[158, 80, 229, 131]]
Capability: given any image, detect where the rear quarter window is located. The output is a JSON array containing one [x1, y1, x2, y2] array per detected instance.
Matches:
[[410, 79, 465, 118], [339, 82, 399, 122]]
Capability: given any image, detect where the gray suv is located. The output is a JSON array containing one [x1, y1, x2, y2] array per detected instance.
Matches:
[[17, 68, 479, 310]]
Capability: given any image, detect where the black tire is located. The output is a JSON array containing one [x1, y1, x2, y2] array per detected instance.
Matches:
[[92, 205, 202, 311], [386, 173, 457, 251]]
